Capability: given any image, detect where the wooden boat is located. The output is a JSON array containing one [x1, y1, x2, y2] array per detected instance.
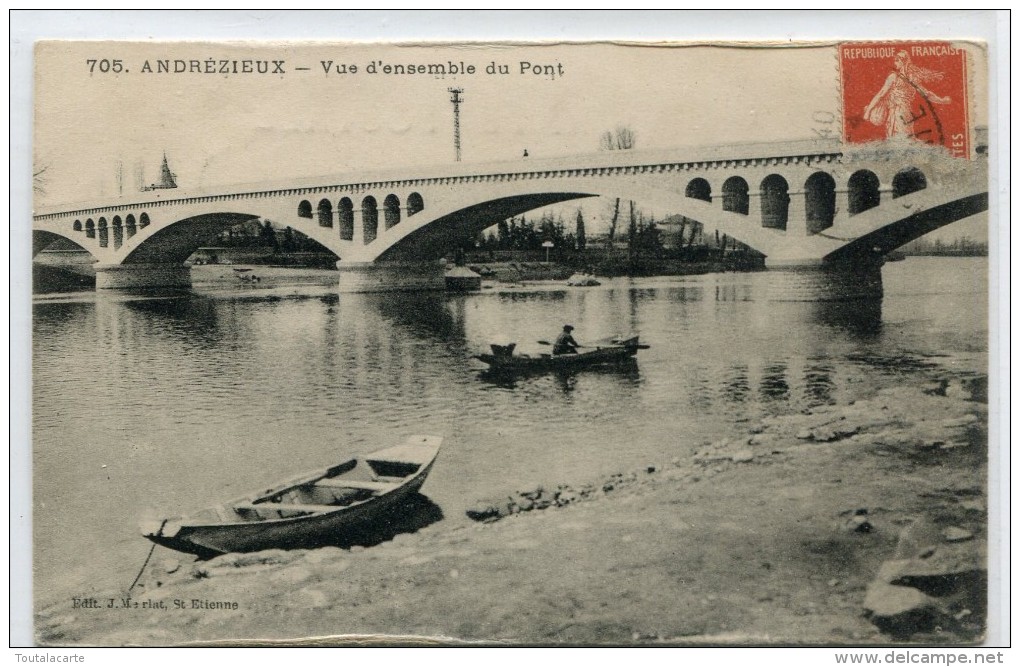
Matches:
[[474, 336, 646, 372], [140, 435, 442, 557], [566, 273, 601, 287]]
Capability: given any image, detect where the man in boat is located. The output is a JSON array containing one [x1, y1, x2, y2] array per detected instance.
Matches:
[[552, 324, 580, 355]]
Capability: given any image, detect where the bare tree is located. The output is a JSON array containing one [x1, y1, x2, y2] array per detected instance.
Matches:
[[599, 126, 636, 151], [599, 126, 637, 242], [33, 164, 49, 195]]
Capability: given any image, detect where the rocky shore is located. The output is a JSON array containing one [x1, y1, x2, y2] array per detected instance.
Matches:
[[36, 376, 989, 646]]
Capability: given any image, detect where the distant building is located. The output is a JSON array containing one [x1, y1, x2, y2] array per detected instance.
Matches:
[[142, 153, 178, 191]]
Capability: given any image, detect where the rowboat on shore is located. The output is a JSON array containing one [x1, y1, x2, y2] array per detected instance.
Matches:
[[474, 335, 647, 372], [140, 435, 442, 557]]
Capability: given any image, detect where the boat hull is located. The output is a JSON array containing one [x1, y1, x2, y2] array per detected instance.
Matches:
[[475, 343, 638, 372], [143, 436, 441, 556]]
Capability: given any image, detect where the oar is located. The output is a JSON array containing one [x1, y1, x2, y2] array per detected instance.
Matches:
[[537, 340, 594, 349], [536, 340, 650, 349]]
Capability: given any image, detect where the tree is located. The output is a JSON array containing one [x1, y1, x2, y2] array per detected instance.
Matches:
[[33, 164, 49, 195], [260, 220, 278, 249], [575, 209, 586, 251], [599, 126, 636, 151], [599, 126, 637, 241]]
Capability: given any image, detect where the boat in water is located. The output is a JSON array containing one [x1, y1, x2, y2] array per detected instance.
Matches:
[[141, 435, 442, 557], [474, 336, 646, 373], [566, 273, 601, 286]]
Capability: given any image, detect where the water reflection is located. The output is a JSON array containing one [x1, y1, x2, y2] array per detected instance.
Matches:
[[803, 360, 837, 406], [760, 362, 791, 401], [722, 364, 751, 404], [476, 358, 641, 392], [810, 298, 883, 338]]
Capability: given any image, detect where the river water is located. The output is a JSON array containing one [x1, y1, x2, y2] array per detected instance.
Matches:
[[31, 257, 988, 605]]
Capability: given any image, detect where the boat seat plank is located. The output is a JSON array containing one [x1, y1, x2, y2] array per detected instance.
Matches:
[[314, 478, 398, 492], [234, 502, 340, 515]]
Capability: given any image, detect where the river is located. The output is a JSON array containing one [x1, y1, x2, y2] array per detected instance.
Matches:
[[30, 257, 988, 605]]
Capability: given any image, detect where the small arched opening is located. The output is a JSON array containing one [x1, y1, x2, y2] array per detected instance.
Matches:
[[125, 214, 137, 238], [112, 215, 124, 249], [338, 198, 354, 240], [384, 194, 401, 229], [407, 192, 424, 216], [73, 220, 83, 232], [298, 200, 313, 219], [85, 219, 95, 239], [805, 172, 836, 235], [760, 174, 789, 230], [362, 196, 378, 244], [318, 199, 334, 227], [721, 177, 749, 215], [98, 217, 109, 247], [848, 170, 881, 215], [892, 167, 927, 199], [685, 178, 712, 202], [139, 213, 150, 228]]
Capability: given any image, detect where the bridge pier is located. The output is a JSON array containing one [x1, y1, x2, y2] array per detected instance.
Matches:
[[762, 259, 884, 302], [94, 263, 192, 290], [335, 260, 447, 293]]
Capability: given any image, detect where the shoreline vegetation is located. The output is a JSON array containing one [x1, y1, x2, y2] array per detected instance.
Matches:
[[33, 246, 766, 293]]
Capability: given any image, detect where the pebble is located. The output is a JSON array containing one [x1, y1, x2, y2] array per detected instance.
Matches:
[[730, 449, 754, 463], [959, 500, 985, 513], [941, 526, 973, 543]]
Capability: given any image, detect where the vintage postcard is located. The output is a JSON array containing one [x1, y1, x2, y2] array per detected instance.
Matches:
[[28, 35, 997, 648]]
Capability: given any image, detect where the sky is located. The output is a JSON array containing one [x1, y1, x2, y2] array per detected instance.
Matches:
[[33, 38, 990, 240]]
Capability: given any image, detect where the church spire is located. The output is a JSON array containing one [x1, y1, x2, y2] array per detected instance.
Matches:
[[143, 152, 178, 191], [158, 152, 177, 189]]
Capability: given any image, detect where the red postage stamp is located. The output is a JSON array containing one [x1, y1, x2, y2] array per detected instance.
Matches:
[[840, 41, 970, 158]]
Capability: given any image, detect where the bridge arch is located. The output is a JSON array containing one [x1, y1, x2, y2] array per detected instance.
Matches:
[[139, 213, 150, 229], [848, 170, 880, 215], [85, 219, 95, 238], [370, 178, 792, 264], [120, 212, 262, 265], [722, 177, 749, 215], [317, 198, 333, 228], [384, 194, 401, 229], [685, 178, 712, 202], [407, 192, 424, 216], [32, 230, 94, 258], [73, 220, 82, 232], [125, 214, 137, 239], [338, 198, 354, 240], [298, 200, 312, 219], [892, 167, 927, 199], [98, 217, 109, 248], [805, 172, 836, 235], [760, 175, 789, 231], [112, 216, 124, 249], [362, 196, 378, 244]]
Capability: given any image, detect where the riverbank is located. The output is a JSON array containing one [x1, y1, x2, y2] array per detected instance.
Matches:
[[35, 373, 988, 646], [32, 254, 760, 294]]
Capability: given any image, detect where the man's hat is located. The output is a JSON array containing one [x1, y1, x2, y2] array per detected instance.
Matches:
[[563, 324, 574, 330]]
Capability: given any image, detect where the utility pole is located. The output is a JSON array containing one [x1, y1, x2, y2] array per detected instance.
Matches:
[[448, 87, 464, 162]]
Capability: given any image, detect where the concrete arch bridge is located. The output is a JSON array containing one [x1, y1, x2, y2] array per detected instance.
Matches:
[[33, 138, 986, 295]]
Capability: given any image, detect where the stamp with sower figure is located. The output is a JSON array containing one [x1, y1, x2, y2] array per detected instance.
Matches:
[[840, 41, 970, 158]]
